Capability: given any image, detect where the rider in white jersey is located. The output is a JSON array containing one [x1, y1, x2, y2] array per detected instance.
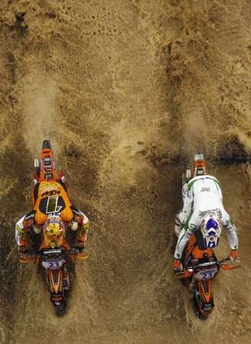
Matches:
[[173, 155, 239, 272]]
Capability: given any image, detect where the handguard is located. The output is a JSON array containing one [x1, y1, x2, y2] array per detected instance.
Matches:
[[174, 269, 193, 279], [77, 251, 89, 261], [219, 258, 241, 271], [19, 252, 37, 264]]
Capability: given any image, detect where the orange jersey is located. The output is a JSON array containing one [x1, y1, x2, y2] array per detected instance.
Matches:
[[32, 181, 73, 225]]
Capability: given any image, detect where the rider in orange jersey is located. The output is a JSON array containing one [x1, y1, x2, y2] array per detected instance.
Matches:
[[15, 141, 89, 255]]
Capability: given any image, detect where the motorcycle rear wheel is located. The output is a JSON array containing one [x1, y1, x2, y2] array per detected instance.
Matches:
[[42, 139, 51, 149]]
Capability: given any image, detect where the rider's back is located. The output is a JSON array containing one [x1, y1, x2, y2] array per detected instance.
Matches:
[[188, 175, 223, 211], [33, 180, 73, 225]]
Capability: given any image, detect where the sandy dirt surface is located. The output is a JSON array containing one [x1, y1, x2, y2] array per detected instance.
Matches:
[[1, 0, 251, 343]]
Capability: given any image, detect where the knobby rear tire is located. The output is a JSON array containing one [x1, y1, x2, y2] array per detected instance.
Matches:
[[42, 139, 51, 150]]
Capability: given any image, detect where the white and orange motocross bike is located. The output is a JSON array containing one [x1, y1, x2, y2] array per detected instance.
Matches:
[[20, 140, 88, 316], [174, 154, 240, 320], [174, 232, 239, 320]]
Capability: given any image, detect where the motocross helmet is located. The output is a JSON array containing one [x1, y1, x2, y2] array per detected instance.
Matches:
[[200, 213, 222, 248], [44, 214, 65, 248]]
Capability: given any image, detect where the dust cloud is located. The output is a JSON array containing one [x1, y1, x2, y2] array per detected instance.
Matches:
[[22, 74, 57, 156], [1, 0, 251, 344]]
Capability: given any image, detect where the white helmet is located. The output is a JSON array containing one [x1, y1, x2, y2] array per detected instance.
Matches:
[[200, 213, 222, 248]]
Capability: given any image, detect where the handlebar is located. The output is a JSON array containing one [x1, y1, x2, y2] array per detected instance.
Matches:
[[191, 260, 219, 269], [217, 257, 241, 270], [19, 247, 82, 260], [174, 257, 241, 278]]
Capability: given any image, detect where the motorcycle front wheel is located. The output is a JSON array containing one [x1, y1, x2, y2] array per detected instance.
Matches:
[[192, 290, 209, 321], [54, 302, 66, 317]]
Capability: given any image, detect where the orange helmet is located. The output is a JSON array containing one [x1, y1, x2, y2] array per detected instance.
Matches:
[[44, 214, 65, 248]]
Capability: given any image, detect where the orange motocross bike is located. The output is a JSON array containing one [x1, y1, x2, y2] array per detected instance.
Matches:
[[175, 153, 240, 320], [175, 232, 239, 320], [20, 140, 88, 316], [21, 245, 86, 317]]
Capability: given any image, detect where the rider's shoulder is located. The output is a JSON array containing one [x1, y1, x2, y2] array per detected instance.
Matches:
[[187, 174, 220, 186]]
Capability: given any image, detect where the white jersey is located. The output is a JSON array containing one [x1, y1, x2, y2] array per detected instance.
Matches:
[[15, 215, 26, 246], [174, 175, 238, 260]]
